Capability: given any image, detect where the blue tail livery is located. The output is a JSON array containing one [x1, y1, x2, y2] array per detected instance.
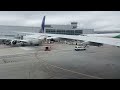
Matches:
[[39, 16, 46, 33]]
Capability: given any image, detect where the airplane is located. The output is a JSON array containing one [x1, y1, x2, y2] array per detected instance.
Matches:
[[1, 16, 120, 47], [0, 16, 48, 46]]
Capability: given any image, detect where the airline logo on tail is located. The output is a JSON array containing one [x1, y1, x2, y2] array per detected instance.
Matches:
[[39, 16, 46, 33]]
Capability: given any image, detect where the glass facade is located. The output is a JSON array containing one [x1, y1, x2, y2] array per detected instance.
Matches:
[[75, 30, 83, 35], [46, 29, 56, 34], [46, 29, 83, 35]]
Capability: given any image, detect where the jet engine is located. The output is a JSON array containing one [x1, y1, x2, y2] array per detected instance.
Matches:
[[11, 40, 18, 45]]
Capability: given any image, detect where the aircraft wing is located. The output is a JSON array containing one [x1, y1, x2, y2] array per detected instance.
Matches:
[[0, 37, 15, 41], [0, 36, 28, 43], [12, 31, 120, 47], [44, 33, 120, 46], [68, 35, 120, 46]]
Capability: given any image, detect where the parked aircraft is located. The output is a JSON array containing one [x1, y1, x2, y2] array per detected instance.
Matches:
[[1, 16, 120, 47]]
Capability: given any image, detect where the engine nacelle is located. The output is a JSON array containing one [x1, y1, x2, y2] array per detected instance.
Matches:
[[11, 40, 17, 45]]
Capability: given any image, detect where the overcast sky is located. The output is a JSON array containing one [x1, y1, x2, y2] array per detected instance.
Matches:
[[0, 11, 120, 31]]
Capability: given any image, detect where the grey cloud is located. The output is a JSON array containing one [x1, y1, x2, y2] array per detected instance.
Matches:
[[0, 11, 119, 31]]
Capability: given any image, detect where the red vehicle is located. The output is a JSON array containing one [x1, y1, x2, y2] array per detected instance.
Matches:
[[45, 46, 51, 51]]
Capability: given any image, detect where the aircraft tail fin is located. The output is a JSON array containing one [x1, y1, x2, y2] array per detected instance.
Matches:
[[39, 16, 46, 33]]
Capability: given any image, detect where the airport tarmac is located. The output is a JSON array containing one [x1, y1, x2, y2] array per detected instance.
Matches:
[[0, 43, 120, 79]]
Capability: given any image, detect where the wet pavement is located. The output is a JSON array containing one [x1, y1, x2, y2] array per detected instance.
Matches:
[[0, 43, 119, 79]]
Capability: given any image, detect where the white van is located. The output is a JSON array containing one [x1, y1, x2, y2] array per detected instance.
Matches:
[[74, 46, 86, 51]]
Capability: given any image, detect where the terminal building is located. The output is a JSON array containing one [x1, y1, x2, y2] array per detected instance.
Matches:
[[45, 22, 94, 35], [0, 22, 94, 36]]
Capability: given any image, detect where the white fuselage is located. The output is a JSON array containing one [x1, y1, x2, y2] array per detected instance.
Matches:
[[22, 34, 46, 45]]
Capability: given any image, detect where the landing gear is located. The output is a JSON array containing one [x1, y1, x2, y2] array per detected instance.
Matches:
[[21, 44, 25, 47], [20, 42, 26, 47], [34, 44, 40, 46]]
